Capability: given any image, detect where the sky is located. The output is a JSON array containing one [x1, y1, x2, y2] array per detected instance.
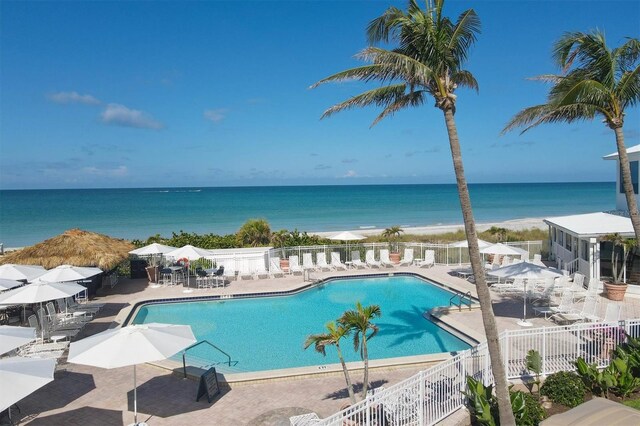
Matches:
[[1, 0, 639, 190]]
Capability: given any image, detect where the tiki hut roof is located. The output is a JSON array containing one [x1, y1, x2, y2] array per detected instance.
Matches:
[[0, 229, 134, 271]]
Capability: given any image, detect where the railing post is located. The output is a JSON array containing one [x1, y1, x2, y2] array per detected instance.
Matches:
[[419, 370, 425, 425], [365, 394, 371, 426], [542, 327, 547, 376], [182, 350, 187, 378]]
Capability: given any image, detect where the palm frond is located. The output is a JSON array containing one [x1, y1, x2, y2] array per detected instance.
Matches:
[[527, 74, 563, 84], [371, 90, 427, 126], [320, 84, 408, 120], [366, 6, 407, 44], [503, 103, 597, 135], [357, 47, 437, 85], [550, 78, 611, 109], [448, 8, 480, 64], [452, 70, 478, 92], [616, 37, 640, 71], [310, 64, 388, 89], [616, 65, 640, 109]]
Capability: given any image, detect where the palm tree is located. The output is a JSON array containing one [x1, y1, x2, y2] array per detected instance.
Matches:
[[339, 302, 381, 399], [382, 225, 404, 252], [311, 1, 514, 422], [304, 321, 357, 404], [504, 30, 640, 241], [236, 218, 272, 247]]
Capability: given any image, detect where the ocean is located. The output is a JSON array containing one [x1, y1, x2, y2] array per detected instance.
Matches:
[[0, 182, 615, 247]]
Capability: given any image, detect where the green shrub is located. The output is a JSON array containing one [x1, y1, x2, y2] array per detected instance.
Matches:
[[540, 371, 586, 408], [513, 391, 546, 426]]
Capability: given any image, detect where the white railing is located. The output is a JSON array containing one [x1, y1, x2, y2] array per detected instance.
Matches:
[[300, 319, 640, 426]]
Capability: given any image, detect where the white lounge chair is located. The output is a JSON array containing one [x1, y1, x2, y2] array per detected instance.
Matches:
[[269, 257, 285, 278], [501, 256, 512, 267], [534, 288, 574, 319], [365, 250, 382, 268], [398, 248, 414, 266], [552, 296, 599, 324], [289, 255, 304, 275], [222, 267, 237, 283], [379, 249, 395, 268], [602, 303, 622, 323], [532, 254, 545, 267], [351, 251, 366, 269], [302, 253, 316, 271], [289, 412, 320, 426], [569, 273, 588, 299], [330, 252, 348, 270], [316, 253, 332, 271], [417, 250, 435, 268]]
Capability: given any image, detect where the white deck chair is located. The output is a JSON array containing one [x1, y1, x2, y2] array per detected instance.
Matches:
[[552, 296, 599, 324], [316, 253, 332, 271], [289, 412, 320, 426], [379, 249, 395, 267], [534, 288, 574, 319], [302, 253, 316, 271], [351, 251, 366, 269], [365, 250, 382, 268], [398, 248, 414, 266], [501, 256, 512, 267], [532, 254, 545, 267], [569, 273, 587, 299], [330, 252, 348, 270], [602, 303, 622, 323], [289, 255, 304, 275], [222, 267, 236, 283], [269, 257, 285, 278], [417, 250, 435, 268]]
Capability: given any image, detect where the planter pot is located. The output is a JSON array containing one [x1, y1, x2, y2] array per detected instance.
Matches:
[[280, 258, 290, 273], [604, 282, 627, 301], [389, 252, 401, 264], [145, 266, 158, 283]]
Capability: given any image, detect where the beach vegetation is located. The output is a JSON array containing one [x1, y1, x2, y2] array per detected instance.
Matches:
[[339, 302, 381, 399], [503, 30, 640, 242], [601, 233, 637, 284], [304, 321, 357, 404], [312, 0, 514, 420], [132, 231, 237, 250], [236, 218, 272, 247]]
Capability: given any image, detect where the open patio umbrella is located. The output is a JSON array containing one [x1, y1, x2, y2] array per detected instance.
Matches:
[[165, 245, 213, 292], [480, 243, 525, 256], [329, 231, 366, 260], [68, 323, 197, 426], [0, 356, 56, 413], [34, 264, 103, 283], [0, 325, 37, 355], [488, 262, 564, 327], [129, 243, 177, 256], [0, 264, 46, 282], [450, 238, 492, 249], [0, 278, 23, 292]]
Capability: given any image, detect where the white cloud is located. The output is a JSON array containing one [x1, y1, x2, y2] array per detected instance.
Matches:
[[47, 91, 101, 105], [344, 170, 357, 178], [101, 104, 163, 129], [203, 108, 228, 123], [81, 165, 128, 177]]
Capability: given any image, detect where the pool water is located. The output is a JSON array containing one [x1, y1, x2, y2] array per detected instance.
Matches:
[[132, 275, 471, 373]]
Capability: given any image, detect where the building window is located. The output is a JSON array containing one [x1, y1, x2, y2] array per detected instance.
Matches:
[[559, 231, 564, 247], [565, 234, 572, 251], [552, 228, 557, 242], [581, 240, 589, 261], [620, 160, 639, 194]]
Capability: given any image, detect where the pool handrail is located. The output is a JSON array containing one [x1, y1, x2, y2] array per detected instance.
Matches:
[[182, 339, 232, 378]]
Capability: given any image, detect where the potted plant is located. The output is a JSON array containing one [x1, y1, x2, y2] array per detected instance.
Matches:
[[271, 229, 290, 272], [602, 233, 636, 301], [382, 226, 404, 264]]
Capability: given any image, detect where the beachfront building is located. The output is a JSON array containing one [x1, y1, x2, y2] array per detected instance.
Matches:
[[545, 145, 639, 290]]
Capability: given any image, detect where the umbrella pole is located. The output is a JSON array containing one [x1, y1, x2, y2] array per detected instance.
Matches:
[[133, 364, 138, 425]]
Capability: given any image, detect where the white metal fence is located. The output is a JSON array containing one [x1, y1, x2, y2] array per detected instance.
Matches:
[[301, 319, 640, 426]]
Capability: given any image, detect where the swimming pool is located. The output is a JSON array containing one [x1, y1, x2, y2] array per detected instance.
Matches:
[[132, 275, 472, 373]]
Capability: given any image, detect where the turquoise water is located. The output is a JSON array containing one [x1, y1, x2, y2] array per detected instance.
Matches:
[[0, 182, 614, 246], [132, 276, 471, 373]]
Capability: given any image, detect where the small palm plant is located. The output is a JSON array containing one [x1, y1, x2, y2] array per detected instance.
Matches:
[[382, 225, 404, 254], [304, 321, 357, 404], [236, 218, 272, 247], [339, 302, 381, 399], [602, 233, 637, 284]]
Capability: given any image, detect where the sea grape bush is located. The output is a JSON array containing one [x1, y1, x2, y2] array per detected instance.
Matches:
[[540, 371, 586, 408]]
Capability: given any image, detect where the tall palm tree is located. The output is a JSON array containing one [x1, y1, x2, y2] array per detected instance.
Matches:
[[504, 30, 640, 241], [339, 302, 381, 399], [304, 321, 357, 404], [311, 1, 514, 422]]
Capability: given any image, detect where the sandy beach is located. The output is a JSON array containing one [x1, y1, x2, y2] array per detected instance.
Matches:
[[312, 217, 547, 238]]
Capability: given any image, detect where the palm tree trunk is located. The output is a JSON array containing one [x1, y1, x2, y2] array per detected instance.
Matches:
[[337, 345, 357, 404], [442, 109, 516, 426], [614, 126, 640, 242], [361, 335, 369, 399]]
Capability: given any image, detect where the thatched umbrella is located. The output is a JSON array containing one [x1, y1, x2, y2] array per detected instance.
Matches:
[[0, 229, 134, 271]]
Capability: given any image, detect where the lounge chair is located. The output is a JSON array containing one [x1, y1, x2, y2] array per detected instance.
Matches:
[[222, 267, 237, 283], [65, 296, 102, 313], [46, 302, 88, 327], [302, 253, 316, 271], [316, 253, 332, 271], [289, 412, 320, 426], [239, 267, 255, 280], [269, 257, 285, 278], [534, 288, 574, 319], [351, 251, 366, 269], [398, 248, 414, 266], [379, 249, 395, 268], [29, 314, 79, 341], [288, 255, 304, 275], [569, 273, 589, 300], [365, 250, 382, 268], [330, 252, 348, 270], [602, 303, 622, 323], [532, 254, 545, 267], [417, 250, 435, 268], [551, 296, 599, 324]]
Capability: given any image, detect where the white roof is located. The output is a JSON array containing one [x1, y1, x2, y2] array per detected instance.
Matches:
[[544, 212, 634, 238], [603, 144, 640, 160]]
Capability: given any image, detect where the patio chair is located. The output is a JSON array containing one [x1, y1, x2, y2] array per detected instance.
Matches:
[[398, 248, 414, 266], [289, 412, 320, 426], [602, 303, 622, 323], [533, 288, 575, 319], [532, 277, 555, 305], [551, 295, 599, 324], [288, 255, 304, 275], [315, 253, 332, 271], [212, 266, 225, 286], [222, 266, 237, 282], [29, 314, 78, 341], [569, 273, 588, 300], [532, 254, 545, 267], [417, 250, 435, 268], [55, 299, 96, 319], [351, 251, 366, 269], [46, 301, 88, 327], [65, 296, 103, 313], [269, 257, 285, 278], [302, 253, 316, 272], [195, 268, 210, 289], [330, 252, 348, 270], [239, 267, 255, 280], [365, 250, 382, 268], [379, 249, 395, 268]]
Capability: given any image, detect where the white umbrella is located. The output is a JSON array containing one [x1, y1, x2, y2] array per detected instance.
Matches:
[[34, 265, 103, 283], [0, 264, 46, 282], [0, 325, 37, 355], [450, 238, 493, 249], [329, 231, 366, 241], [164, 245, 213, 260], [129, 243, 177, 256], [0, 278, 23, 292], [0, 356, 56, 412], [68, 323, 197, 426], [480, 243, 525, 256]]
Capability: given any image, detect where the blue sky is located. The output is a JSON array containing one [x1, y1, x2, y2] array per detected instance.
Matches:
[[1, 0, 639, 189]]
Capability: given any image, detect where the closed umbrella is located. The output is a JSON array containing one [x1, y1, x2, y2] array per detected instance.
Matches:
[[0, 278, 23, 292], [0, 356, 56, 413], [0, 264, 46, 282], [0, 325, 36, 355], [34, 265, 102, 283], [68, 323, 197, 426]]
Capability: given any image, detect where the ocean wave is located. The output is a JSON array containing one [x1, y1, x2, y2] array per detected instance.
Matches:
[[359, 225, 376, 229]]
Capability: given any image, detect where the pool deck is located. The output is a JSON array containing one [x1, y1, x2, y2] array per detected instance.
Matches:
[[14, 265, 640, 425]]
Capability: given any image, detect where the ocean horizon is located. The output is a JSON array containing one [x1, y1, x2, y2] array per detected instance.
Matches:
[[0, 182, 615, 247]]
